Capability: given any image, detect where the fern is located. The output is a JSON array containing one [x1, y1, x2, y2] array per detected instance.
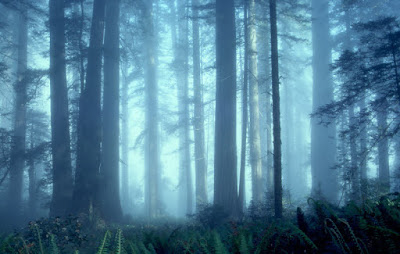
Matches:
[[96, 230, 111, 254], [49, 234, 59, 254], [211, 231, 227, 254], [19, 236, 30, 254], [324, 218, 351, 254], [34, 224, 45, 254], [338, 218, 367, 254], [137, 241, 150, 254], [114, 229, 125, 254], [238, 233, 250, 254], [147, 243, 157, 254]]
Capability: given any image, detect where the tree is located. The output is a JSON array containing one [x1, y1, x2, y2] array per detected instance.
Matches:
[[270, 0, 282, 219], [214, 0, 238, 217], [72, 0, 106, 215], [49, 0, 73, 217], [315, 17, 400, 195], [248, 0, 262, 203], [192, 0, 207, 210], [143, 0, 160, 218], [101, 0, 122, 221], [173, 0, 193, 216], [256, 0, 273, 195], [238, 0, 249, 215], [8, 0, 28, 223], [311, 0, 337, 203]]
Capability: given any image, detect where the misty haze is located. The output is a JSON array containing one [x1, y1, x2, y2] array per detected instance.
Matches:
[[0, 0, 399, 253]]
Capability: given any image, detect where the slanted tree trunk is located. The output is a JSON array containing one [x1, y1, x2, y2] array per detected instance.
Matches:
[[214, 0, 238, 217], [8, 1, 27, 223], [192, 0, 207, 210], [72, 0, 106, 215], [311, 0, 337, 203], [144, 0, 160, 218], [49, 0, 73, 217], [101, 0, 122, 221], [270, 0, 282, 219], [248, 0, 262, 203]]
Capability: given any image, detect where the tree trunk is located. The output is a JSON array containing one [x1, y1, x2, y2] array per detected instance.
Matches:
[[214, 0, 237, 217], [192, 0, 207, 210], [49, 0, 73, 217], [311, 0, 337, 203], [248, 0, 262, 203], [176, 0, 193, 216], [28, 125, 36, 219], [238, 0, 248, 215], [8, 1, 27, 224], [377, 98, 390, 193], [270, 0, 282, 219], [101, 0, 122, 221], [72, 0, 106, 215], [121, 62, 130, 213], [256, 1, 273, 194], [144, 0, 160, 218]]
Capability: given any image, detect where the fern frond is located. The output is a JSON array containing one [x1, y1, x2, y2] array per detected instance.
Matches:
[[49, 234, 59, 254], [96, 230, 111, 254], [34, 224, 45, 254], [114, 229, 125, 254], [19, 236, 30, 254]]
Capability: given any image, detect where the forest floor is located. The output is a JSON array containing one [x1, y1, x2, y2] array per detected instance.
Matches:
[[1, 193, 400, 253]]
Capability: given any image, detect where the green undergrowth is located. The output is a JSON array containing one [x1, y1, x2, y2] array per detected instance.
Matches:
[[1, 193, 399, 253]]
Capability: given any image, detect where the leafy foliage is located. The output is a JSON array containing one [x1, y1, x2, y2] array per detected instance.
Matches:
[[0, 193, 399, 253]]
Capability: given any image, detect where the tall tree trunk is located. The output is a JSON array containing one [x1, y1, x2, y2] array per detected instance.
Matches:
[[248, 0, 262, 203], [28, 125, 36, 219], [72, 0, 106, 215], [343, 8, 360, 201], [176, 0, 193, 215], [49, 0, 73, 217], [269, 0, 282, 219], [121, 62, 130, 213], [238, 0, 248, 214], [377, 98, 390, 193], [8, 1, 27, 223], [144, 0, 159, 218], [311, 0, 337, 203], [214, 0, 237, 217], [192, 0, 207, 210], [101, 0, 122, 221], [359, 98, 368, 198], [256, 1, 272, 195]]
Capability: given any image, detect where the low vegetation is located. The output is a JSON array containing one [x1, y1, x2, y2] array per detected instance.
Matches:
[[1, 193, 399, 253]]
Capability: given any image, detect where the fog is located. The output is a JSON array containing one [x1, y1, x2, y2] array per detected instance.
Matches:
[[0, 0, 399, 252]]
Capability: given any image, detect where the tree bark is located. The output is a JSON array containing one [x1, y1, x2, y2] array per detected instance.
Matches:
[[121, 62, 130, 213], [176, 0, 193, 215], [238, 0, 248, 215], [49, 0, 73, 217], [248, 0, 262, 203], [214, 0, 238, 217], [270, 0, 282, 219], [101, 0, 122, 221], [72, 0, 106, 215], [192, 0, 207, 210], [311, 0, 337, 203], [377, 98, 390, 192], [8, 1, 27, 223], [144, 0, 160, 218]]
